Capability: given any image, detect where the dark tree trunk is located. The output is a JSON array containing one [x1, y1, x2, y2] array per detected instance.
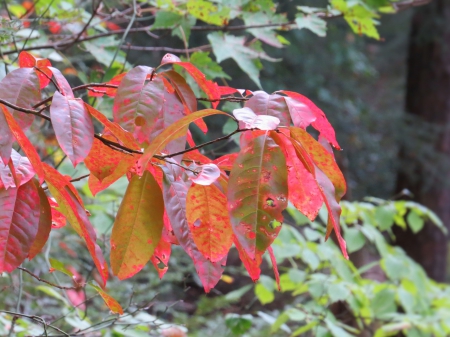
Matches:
[[396, 0, 450, 282]]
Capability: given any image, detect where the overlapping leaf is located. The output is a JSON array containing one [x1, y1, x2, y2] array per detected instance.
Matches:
[[43, 163, 109, 285], [0, 179, 40, 273], [0, 150, 35, 190], [110, 171, 165, 280], [50, 92, 94, 167], [18, 51, 53, 88], [227, 132, 288, 259], [150, 237, 172, 279], [245, 92, 291, 126], [186, 183, 233, 262]]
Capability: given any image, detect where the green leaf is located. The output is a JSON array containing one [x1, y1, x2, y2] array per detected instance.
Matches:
[[208, 32, 280, 88], [110, 170, 164, 280], [295, 15, 327, 37], [49, 258, 74, 278], [344, 227, 366, 253], [407, 211, 424, 234], [255, 283, 275, 304], [186, 0, 230, 26], [187, 52, 231, 80], [375, 204, 396, 230], [292, 321, 319, 336], [152, 11, 183, 29], [225, 314, 253, 335]]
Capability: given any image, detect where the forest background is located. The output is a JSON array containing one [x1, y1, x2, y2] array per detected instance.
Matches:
[[1, 0, 450, 336]]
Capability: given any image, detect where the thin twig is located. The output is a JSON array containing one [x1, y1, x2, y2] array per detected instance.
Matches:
[[18, 267, 81, 290], [0, 310, 70, 336]]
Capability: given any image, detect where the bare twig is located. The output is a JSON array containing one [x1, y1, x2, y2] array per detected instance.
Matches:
[[0, 310, 70, 336], [18, 267, 82, 290]]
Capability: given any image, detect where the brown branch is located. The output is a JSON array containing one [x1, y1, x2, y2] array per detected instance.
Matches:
[[0, 98, 51, 121], [68, 0, 103, 49], [393, 0, 433, 11], [18, 267, 81, 290], [120, 44, 211, 53], [0, 310, 70, 336]]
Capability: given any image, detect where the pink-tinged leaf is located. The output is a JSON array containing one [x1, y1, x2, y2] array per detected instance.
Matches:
[[84, 132, 136, 184], [271, 131, 323, 221], [245, 91, 291, 126], [89, 283, 124, 314], [49, 67, 74, 97], [234, 235, 262, 282], [150, 237, 171, 279], [162, 70, 197, 113], [284, 97, 316, 129], [43, 163, 108, 285], [290, 127, 346, 200], [28, 180, 52, 260], [0, 179, 40, 273], [227, 133, 288, 259], [85, 104, 140, 151], [212, 153, 238, 171], [233, 107, 280, 130], [0, 150, 35, 190], [280, 91, 340, 149], [48, 197, 66, 229], [112, 66, 163, 143], [192, 249, 226, 293], [0, 111, 13, 165], [160, 54, 221, 108], [1, 104, 44, 183], [137, 109, 230, 176], [50, 91, 94, 167], [0, 67, 39, 131], [110, 171, 164, 280], [267, 246, 280, 291], [190, 163, 221, 186], [161, 53, 181, 65], [162, 71, 207, 133], [186, 183, 233, 262], [18, 51, 36, 67]]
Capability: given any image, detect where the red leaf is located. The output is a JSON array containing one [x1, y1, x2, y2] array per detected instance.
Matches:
[[0, 179, 40, 273], [160, 54, 221, 109], [48, 197, 66, 229], [28, 180, 52, 260], [150, 237, 171, 279], [271, 131, 323, 221], [113, 66, 163, 144], [50, 92, 94, 166], [233, 235, 262, 282], [280, 91, 341, 149], [0, 67, 40, 132], [245, 92, 291, 126], [1, 104, 44, 183], [18, 51, 36, 67], [284, 97, 316, 129], [218, 86, 240, 96], [227, 133, 288, 259], [192, 250, 226, 293], [0, 110, 13, 165], [212, 153, 238, 171], [186, 183, 233, 262], [267, 246, 280, 291], [289, 127, 346, 200], [137, 109, 229, 176], [43, 163, 109, 285], [49, 67, 74, 97], [87, 73, 126, 98], [110, 171, 165, 280]]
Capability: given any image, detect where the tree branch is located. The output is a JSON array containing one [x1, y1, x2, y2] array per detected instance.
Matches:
[[18, 267, 82, 290]]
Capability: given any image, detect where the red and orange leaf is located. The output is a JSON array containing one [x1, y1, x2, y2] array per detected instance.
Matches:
[[48, 197, 67, 229], [19, 52, 53, 89], [186, 183, 233, 262], [233, 235, 262, 282], [0, 179, 40, 273], [85, 104, 140, 151], [87, 73, 126, 98], [161, 54, 221, 109], [112, 66, 163, 144], [18, 51, 36, 67], [49, 67, 74, 97], [110, 171, 164, 280], [212, 153, 238, 171], [271, 131, 323, 221], [85, 133, 136, 183], [43, 163, 108, 285], [0, 67, 39, 130], [290, 126, 346, 200], [28, 180, 52, 260], [267, 246, 280, 291], [89, 283, 124, 315], [280, 91, 341, 149], [50, 92, 94, 167], [245, 92, 291, 126], [137, 109, 229, 175], [150, 237, 171, 279], [1, 104, 44, 183], [227, 133, 288, 259]]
